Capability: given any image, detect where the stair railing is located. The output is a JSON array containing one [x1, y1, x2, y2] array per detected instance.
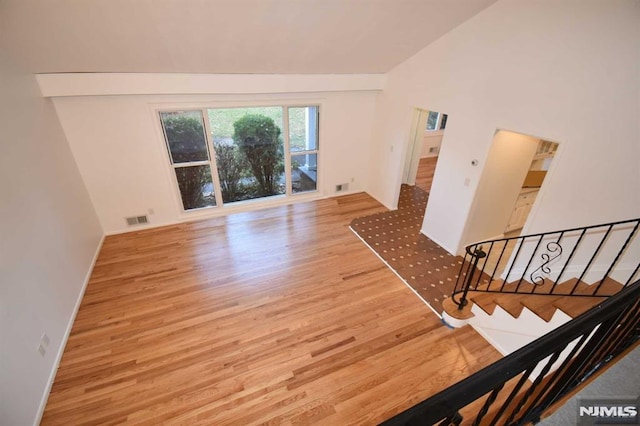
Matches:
[[382, 278, 640, 426], [452, 218, 640, 310]]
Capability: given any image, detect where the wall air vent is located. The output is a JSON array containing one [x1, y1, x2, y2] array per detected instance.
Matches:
[[429, 146, 439, 154], [335, 183, 349, 192], [126, 215, 149, 226]]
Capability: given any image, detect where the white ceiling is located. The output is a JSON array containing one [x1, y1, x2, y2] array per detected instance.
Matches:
[[0, 0, 498, 74]]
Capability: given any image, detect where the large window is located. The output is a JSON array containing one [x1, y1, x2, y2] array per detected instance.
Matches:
[[160, 105, 319, 211]]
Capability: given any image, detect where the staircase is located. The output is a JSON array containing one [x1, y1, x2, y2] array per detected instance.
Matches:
[[443, 218, 640, 353], [383, 218, 640, 425], [383, 278, 640, 426]]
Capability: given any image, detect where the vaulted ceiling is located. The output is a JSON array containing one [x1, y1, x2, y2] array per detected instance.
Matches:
[[0, 0, 498, 74]]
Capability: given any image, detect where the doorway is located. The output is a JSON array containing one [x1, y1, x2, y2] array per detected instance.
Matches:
[[504, 139, 559, 236], [463, 130, 559, 246], [402, 108, 448, 195], [464, 130, 559, 277]]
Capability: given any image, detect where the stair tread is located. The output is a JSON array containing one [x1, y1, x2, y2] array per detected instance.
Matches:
[[553, 296, 607, 317], [520, 295, 564, 322], [491, 295, 526, 318], [469, 292, 498, 315], [471, 292, 527, 319], [573, 277, 624, 296], [442, 296, 475, 320], [446, 277, 625, 322], [471, 292, 609, 320], [476, 279, 506, 292], [503, 279, 548, 293], [500, 277, 624, 296]]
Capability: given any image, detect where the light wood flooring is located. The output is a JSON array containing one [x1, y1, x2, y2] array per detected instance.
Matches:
[[415, 157, 438, 194], [351, 185, 459, 314], [42, 193, 501, 425]]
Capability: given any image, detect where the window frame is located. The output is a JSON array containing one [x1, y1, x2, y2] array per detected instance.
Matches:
[[285, 106, 320, 196], [425, 111, 447, 135], [158, 109, 221, 211], [156, 101, 322, 216]]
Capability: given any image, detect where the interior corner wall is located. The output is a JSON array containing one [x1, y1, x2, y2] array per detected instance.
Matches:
[[369, 0, 640, 254], [0, 55, 103, 424], [462, 130, 539, 246], [51, 90, 378, 234]]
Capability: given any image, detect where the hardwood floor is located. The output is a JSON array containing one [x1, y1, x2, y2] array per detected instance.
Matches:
[[415, 156, 438, 193], [42, 193, 501, 425]]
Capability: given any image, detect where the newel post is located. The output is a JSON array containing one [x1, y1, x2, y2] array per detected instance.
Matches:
[[458, 246, 487, 310]]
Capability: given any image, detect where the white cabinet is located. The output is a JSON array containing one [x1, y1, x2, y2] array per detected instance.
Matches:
[[506, 189, 538, 232]]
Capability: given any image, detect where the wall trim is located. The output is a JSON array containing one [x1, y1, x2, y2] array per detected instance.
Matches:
[[34, 233, 105, 426], [36, 73, 386, 97], [103, 190, 367, 236]]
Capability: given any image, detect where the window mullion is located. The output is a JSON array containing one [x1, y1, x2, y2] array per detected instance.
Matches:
[[283, 107, 292, 197], [201, 108, 223, 206], [173, 160, 210, 168], [294, 149, 318, 156]]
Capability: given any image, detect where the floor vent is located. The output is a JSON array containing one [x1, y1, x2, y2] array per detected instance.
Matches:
[[126, 215, 149, 226]]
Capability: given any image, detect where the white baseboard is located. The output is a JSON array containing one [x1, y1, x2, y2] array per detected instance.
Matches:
[[103, 191, 364, 236], [104, 220, 179, 236], [34, 233, 105, 426], [469, 304, 571, 356]]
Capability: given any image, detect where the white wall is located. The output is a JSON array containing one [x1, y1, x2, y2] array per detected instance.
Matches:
[[462, 130, 539, 245], [0, 54, 103, 425], [52, 90, 378, 234], [421, 132, 444, 158], [369, 0, 640, 255], [469, 305, 571, 356]]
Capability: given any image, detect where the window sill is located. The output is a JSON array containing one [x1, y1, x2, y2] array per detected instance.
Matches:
[[177, 191, 323, 221]]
